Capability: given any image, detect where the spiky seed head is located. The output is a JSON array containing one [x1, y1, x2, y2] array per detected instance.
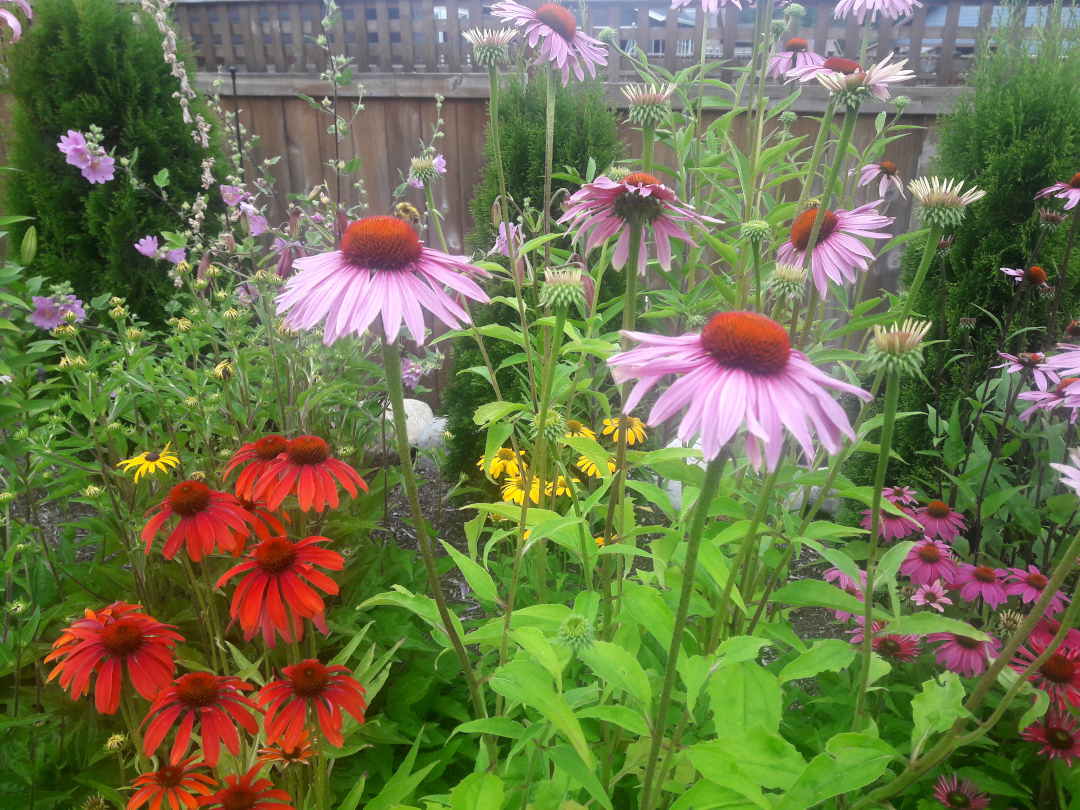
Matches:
[[539, 267, 586, 311], [866, 319, 932, 376], [622, 83, 676, 127], [557, 613, 596, 653], [463, 28, 516, 66], [769, 262, 808, 302], [910, 177, 986, 229], [740, 219, 770, 244]]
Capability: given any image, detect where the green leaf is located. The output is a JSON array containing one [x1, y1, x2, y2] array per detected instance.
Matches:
[[575, 704, 650, 736], [473, 400, 526, 426], [579, 640, 653, 712], [881, 613, 989, 642], [621, 583, 675, 650], [343, 157, 364, 174], [775, 733, 898, 810], [511, 626, 564, 688], [449, 772, 504, 810], [779, 640, 857, 685], [548, 744, 614, 810], [910, 672, 970, 750], [441, 540, 500, 605], [772, 579, 889, 620], [450, 718, 526, 739], [707, 662, 781, 736], [153, 168, 170, 188], [692, 727, 807, 792], [338, 774, 368, 810]]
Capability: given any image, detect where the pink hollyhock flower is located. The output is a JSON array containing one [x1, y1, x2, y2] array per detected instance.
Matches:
[[494, 221, 522, 258], [134, 235, 160, 259], [932, 774, 990, 810], [1036, 172, 1080, 210], [167, 248, 187, 265], [220, 185, 248, 206], [558, 172, 712, 276], [912, 581, 952, 612], [433, 154, 447, 174], [1022, 711, 1080, 766], [834, 0, 922, 23], [57, 130, 91, 169], [276, 215, 490, 345], [883, 485, 918, 505], [848, 620, 922, 663], [1006, 565, 1069, 615], [899, 539, 959, 587], [775, 201, 893, 296], [854, 161, 905, 198], [29, 295, 86, 330], [1011, 639, 1080, 709], [239, 202, 268, 236], [954, 564, 1009, 609], [1001, 265, 1050, 289], [0, 0, 31, 42], [1019, 377, 1080, 423], [823, 566, 867, 622], [607, 311, 871, 469], [912, 500, 966, 542], [671, 0, 743, 14], [993, 351, 1058, 391], [767, 38, 826, 80], [82, 152, 115, 184], [927, 632, 1001, 677], [1031, 616, 1080, 650], [491, 1, 606, 85], [860, 504, 920, 542]]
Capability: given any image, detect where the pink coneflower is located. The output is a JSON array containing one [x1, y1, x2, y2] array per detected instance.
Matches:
[[899, 539, 959, 586], [1052, 447, 1080, 492], [275, 215, 490, 345], [823, 566, 866, 622], [1031, 616, 1080, 650], [671, 0, 743, 15], [1037, 173, 1080, 210], [1022, 711, 1080, 765], [82, 152, 116, 184], [860, 504, 920, 542], [912, 581, 952, 612], [1006, 565, 1069, 615], [134, 235, 160, 259], [58, 130, 91, 168], [0, 0, 31, 42], [883, 485, 918, 505], [834, 0, 922, 23], [787, 56, 915, 103], [1011, 639, 1080, 709], [776, 202, 893, 296], [767, 38, 826, 80], [954, 564, 1009, 609], [933, 774, 990, 810], [855, 161, 905, 198], [913, 500, 966, 542], [1001, 265, 1050, 289], [607, 311, 871, 469], [1019, 377, 1080, 423], [558, 172, 710, 276], [993, 351, 1058, 391], [847, 620, 922, 662], [490, 1, 606, 86], [927, 632, 1001, 677]]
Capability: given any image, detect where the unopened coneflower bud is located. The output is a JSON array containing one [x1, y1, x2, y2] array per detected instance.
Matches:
[[539, 267, 586, 310], [770, 19, 787, 37], [606, 165, 633, 182], [866, 318, 932, 376], [108, 296, 125, 307], [109, 305, 126, 320], [769, 262, 808, 302], [213, 360, 234, 381], [621, 83, 676, 128], [893, 95, 911, 111], [0, 492, 15, 504], [83, 485, 102, 498], [105, 734, 126, 752], [192, 278, 209, 291], [958, 316, 976, 334], [910, 177, 986, 229], [223, 307, 242, 321], [785, 2, 806, 19], [53, 324, 77, 338], [598, 26, 618, 44], [557, 613, 596, 654], [175, 260, 193, 276], [176, 318, 194, 333], [997, 610, 1024, 635], [532, 408, 567, 443], [1039, 207, 1067, 230], [463, 27, 516, 66], [61, 309, 80, 324], [207, 392, 221, 403], [409, 155, 440, 185], [214, 291, 228, 302], [204, 265, 222, 279], [8, 599, 27, 615], [937, 235, 954, 252], [780, 110, 797, 126], [740, 219, 770, 245]]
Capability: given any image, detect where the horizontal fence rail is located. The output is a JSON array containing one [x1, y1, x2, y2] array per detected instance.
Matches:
[[175, 0, 1064, 86]]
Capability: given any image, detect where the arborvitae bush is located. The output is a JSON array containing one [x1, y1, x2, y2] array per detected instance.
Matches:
[[851, 4, 1080, 491], [3, 0, 221, 325], [447, 69, 622, 481]]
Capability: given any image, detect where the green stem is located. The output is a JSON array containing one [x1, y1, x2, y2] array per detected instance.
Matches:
[[752, 240, 763, 312], [1047, 211, 1079, 348], [423, 181, 448, 253], [852, 370, 900, 727], [795, 97, 838, 215], [639, 455, 727, 810], [380, 340, 496, 763], [543, 66, 556, 271], [897, 224, 944, 323], [642, 122, 656, 174]]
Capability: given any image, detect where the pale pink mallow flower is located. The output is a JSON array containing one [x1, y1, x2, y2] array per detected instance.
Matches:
[[823, 566, 866, 622], [671, 0, 742, 14], [912, 581, 952, 612], [954, 563, 1010, 609], [491, 1, 606, 85], [276, 215, 490, 346], [899, 538, 959, 587], [854, 161, 904, 198], [767, 38, 826, 80], [0, 0, 32, 42], [1006, 565, 1069, 615], [776, 202, 893, 296], [58, 130, 91, 169], [1037, 173, 1080, 210], [927, 632, 1001, 678], [994, 351, 1057, 391], [607, 311, 872, 470], [912, 500, 966, 542], [834, 0, 922, 23], [558, 172, 713, 276], [82, 153, 115, 184], [134, 235, 160, 259], [860, 504, 920, 543]]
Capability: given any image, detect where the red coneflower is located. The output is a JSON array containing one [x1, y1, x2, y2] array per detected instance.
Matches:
[[216, 535, 342, 648], [252, 436, 368, 512], [198, 765, 295, 810], [932, 774, 990, 810], [126, 756, 215, 810], [257, 729, 314, 770], [258, 659, 367, 749], [1011, 639, 1080, 709], [1022, 711, 1080, 766], [142, 481, 256, 561], [142, 672, 260, 767], [230, 496, 291, 558], [224, 435, 288, 499], [45, 602, 182, 715]]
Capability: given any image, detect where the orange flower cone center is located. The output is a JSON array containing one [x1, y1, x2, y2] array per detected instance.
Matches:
[[1041, 653, 1076, 683], [917, 544, 941, 563], [168, 481, 212, 516], [700, 311, 791, 375], [218, 787, 259, 810], [536, 3, 577, 39], [1047, 727, 1076, 749], [288, 661, 330, 697], [100, 617, 146, 657], [341, 216, 423, 270], [1025, 572, 1048, 589], [790, 208, 839, 251], [255, 537, 299, 574], [926, 500, 951, 519], [623, 172, 659, 187], [254, 435, 288, 460], [287, 436, 331, 465], [954, 635, 982, 650], [153, 765, 185, 788], [145, 452, 161, 462], [972, 565, 997, 583], [1027, 266, 1048, 285], [823, 57, 861, 74], [785, 37, 808, 51], [1057, 377, 1080, 394], [880, 161, 898, 175], [176, 672, 222, 708], [1070, 172, 1080, 188]]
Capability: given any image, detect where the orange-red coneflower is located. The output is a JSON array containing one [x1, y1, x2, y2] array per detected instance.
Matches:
[[258, 659, 367, 749], [252, 436, 367, 512], [198, 765, 295, 810], [224, 435, 288, 499], [126, 756, 215, 810], [142, 480, 256, 561]]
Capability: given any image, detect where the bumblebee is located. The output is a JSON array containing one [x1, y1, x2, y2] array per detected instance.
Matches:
[[392, 202, 422, 232]]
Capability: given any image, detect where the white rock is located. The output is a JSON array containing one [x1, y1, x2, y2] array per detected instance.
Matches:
[[416, 416, 449, 475], [382, 398, 433, 445]]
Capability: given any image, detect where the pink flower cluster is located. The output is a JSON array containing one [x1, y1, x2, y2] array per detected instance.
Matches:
[[57, 130, 115, 184]]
